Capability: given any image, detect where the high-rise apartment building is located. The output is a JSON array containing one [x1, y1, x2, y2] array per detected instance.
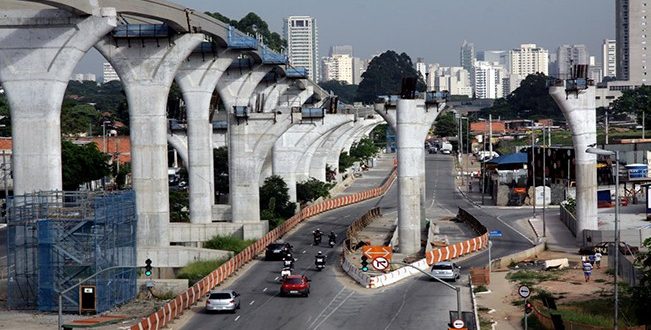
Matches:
[[556, 44, 589, 77], [460, 41, 476, 90], [508, 44, 549, 87], [103, 62, 120, 83], [415, 57, 427, 81], [284, 16, 319, 82], [602, 39, 617, 78], [474, 61, 507, 99], [616, 0, 649, 83], [321, 53, 353, 84], [432, 66, 472, 97], [352, 57, 368, 85]]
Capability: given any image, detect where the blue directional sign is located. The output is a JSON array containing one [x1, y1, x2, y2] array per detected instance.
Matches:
[[489, 230, 503, 238]]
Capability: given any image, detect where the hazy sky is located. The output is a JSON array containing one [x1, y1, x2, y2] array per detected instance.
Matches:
[[75, 0, 614, 78]]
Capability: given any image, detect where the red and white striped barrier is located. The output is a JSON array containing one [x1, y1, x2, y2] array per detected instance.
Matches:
[[129, 168, 397, 330]]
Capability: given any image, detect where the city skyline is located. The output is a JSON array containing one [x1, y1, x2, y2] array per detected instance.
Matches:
[[73, 0, 614, 79]]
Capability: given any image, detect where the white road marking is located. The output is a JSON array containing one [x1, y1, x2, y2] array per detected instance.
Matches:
[[249, 300, 255, 305], [234, 315, 240, 322], [263, 288, 267, 292], [274, 277, 278, 281], [496, 215, 536, 245], [383, 285, 409, 330], [302, 250, 306, 254], [313, 291, 355, 330], [307, 287, 346, 329]]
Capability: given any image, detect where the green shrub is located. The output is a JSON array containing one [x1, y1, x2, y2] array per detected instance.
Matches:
[[473, 284, 489, 293], [296, 177, 334, 204], [177, 259, 227, 285], [506, 270, 562, 285], [203, 235, 255, 254]]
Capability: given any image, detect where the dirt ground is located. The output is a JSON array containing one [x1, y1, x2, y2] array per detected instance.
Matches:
[[476, 250, 615, 330]]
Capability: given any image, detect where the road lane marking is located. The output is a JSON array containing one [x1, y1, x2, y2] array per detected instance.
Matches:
[[302, 250, 306, 254], [307, 287, 346, 329], [249, 300, 255, 305], [234, 315, 240, 322], [496, 215, 536, 245], [263, 288, 267, 292], [274, 277, 278, 281], [313, 291, 355, 330], [383, 284, 410, 330]]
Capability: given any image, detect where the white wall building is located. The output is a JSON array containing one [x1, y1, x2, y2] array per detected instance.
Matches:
[[432, 66, 472, 97], [353, 57, 368, 85], [102, 62, 120, 83], [602, 39, 617, 78], [321, 53, 353, 84], [556, 44, 589, 78], [508, 44, 549, 88], [284, 16, 319, 82], [473, 61, 507, 99]]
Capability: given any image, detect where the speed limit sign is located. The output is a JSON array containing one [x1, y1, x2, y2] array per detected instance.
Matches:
[[451, 319, 465, 329]]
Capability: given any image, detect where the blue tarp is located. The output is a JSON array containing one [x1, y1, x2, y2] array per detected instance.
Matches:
[[486, 152, 528, 165]]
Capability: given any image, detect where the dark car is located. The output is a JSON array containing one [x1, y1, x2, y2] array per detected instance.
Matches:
[[280, 275, 310, 297], [265, 242, 292, 261], [578, 242, 639, 255]]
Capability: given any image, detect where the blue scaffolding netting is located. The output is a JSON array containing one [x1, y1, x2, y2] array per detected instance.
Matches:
[[7, 190, 137, 313]]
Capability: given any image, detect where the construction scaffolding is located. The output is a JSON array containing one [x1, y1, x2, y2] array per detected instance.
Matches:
[[6, 190, 137, 313]]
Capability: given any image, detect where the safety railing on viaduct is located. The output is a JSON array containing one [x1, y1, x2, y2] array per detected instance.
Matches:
[[129, 168, 397, 330]]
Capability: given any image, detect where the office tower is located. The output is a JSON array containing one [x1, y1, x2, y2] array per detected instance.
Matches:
[[508, 43, 549, 87], [103, 62, 120, 83], [284, 16, 319, 82], [474, 61, 507, 99], [460, 41, 476, 90], [602, 39, 617, 78], [616, 0, 650, 82], [352, 57, 368, 85], [321, 53, 354, 84], [556, 44, 589, 77]]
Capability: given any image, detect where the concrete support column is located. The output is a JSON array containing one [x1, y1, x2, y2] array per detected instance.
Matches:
[[396, 99, 441, 255], [0, 9, 116, 194], [273, 115, 353, 202], [550, 86, 598, 241], [217, 65, 271, 111], [229, 113, 294, 226], [176, 50, 235, 224], [96, 33, 204, 247]]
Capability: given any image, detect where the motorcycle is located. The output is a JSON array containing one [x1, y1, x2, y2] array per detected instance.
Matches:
[[282, 258, 295, 270], [328, 237, 336, 248], [280, 267, 291, 281], [313, 235, 322, 246], [315, 256, 326, 271]]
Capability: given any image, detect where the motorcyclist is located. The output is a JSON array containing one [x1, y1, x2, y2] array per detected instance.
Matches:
[[282, 255, 295, 269], [328, 231, 336, 242], [314, 251, 326, 267], [313, 228, 323, 245]]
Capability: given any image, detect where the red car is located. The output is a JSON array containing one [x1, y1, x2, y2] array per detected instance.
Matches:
[[280, 275, 310, 297]]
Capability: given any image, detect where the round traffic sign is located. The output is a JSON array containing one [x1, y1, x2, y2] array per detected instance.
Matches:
[[371, 256, 389, 271], [452, 319, 465, 328], [518, 285, 531, 298]]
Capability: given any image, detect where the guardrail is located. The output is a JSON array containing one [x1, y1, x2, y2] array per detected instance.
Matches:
[[129, 168, 397, 330], [559, 203, 577, 236], [341, 207, 489, 289]]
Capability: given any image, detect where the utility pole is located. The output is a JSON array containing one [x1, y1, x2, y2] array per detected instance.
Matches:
[[542, 125, 547, 238], [531, 121, 537, 219], [605, 108, 610, 144]]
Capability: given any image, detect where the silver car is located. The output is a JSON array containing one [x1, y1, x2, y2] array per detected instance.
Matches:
[[205, 290, 240, 313], [430, 262, 461, 281]]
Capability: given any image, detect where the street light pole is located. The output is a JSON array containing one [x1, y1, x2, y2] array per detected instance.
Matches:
[[542, 125, 547, 238], [531, 122, 537, 219], [586, 147, 620, 329]]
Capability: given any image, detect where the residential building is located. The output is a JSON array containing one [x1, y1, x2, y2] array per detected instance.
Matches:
[[556, 44, 589, 78], [352, 57, 368, 85], [508, 44, 549, 88], [473, 60, 507, 99], [432, 66, 472, 97], [102, 62, 120, 83], [616, 0, 649, 83], [602, 39, 617, 78], [321, 53, 353, 84], [460, 40, 476, 89], [71, 73, 97, 82], [477, 50, 509, 70], [589, 56, 604, 83], [415, 57, 427, 82], [284, 16, 319, 82]]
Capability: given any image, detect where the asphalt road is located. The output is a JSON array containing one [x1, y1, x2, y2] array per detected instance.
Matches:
[[181, 153, 531, 330]]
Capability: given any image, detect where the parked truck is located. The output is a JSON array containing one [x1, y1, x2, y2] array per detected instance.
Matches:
[[440, 141, 453, 154]]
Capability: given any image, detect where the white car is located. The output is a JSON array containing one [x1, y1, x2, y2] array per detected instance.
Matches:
[[205, 290, 240, 313], [430, 262, 461, 281]]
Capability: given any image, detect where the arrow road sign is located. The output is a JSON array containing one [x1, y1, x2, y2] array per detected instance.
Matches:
[[362, 246, 393, 261], [372, 256, 389, 271], [518, 285, 531, 298]]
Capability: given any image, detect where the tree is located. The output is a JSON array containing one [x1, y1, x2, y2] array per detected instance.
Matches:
[[61, 102, 100, 136], [338, 152, 355, 173], [631, 237, 651, 325], [0, 94, 11, 136], [61, 140, 110, 190], [318, 80, 358, 104], [610, 85, 651, 127], [349, 137, 380, 162], [259, 175, 295, 219], [296, 178, 334, 204], [356, 50, 426, 103], [205, 11, 286, 53], [434, 112, 458, 137], [169, 190, 189, 222], [213, 147, 229, 200]]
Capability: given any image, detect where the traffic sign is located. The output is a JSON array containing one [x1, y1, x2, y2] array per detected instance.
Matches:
[[371, 256, 389, 271], [362, 246, 393, 261], [451, 319, 465, 329], [489, 230, 503, 238], [518, 285, 531, 298]]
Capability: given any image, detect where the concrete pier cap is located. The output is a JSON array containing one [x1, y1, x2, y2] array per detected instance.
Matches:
[[549, 83, 598, 241]]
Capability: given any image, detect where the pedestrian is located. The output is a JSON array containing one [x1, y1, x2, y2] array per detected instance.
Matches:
[[594, 252, 602, 269], [588, 254, 596, 266], [582, 260, 593, 282]]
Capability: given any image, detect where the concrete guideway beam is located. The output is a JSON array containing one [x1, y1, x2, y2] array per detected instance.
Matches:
[[262, 80, 290, 111], [550, 86, 598, 241], [216, 65, 272, 110], [175, 50, 236, 224], [396, 99, 442, 255], [249, 78, 287, 113], [229, 113, 296, 229], [308, 121, 359, 181], [96, 33, 204, 247], [320, 118, 381, 181], [273, 114, 354, 202], [0, 9, 116, 195]]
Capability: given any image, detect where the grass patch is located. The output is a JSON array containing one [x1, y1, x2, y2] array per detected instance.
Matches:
[[506, 270, 563, 286], [474, 284, 489, 293], [204, 235, 256, 254], [177, 259, 227, 286], [478, 313, 494, 329]]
